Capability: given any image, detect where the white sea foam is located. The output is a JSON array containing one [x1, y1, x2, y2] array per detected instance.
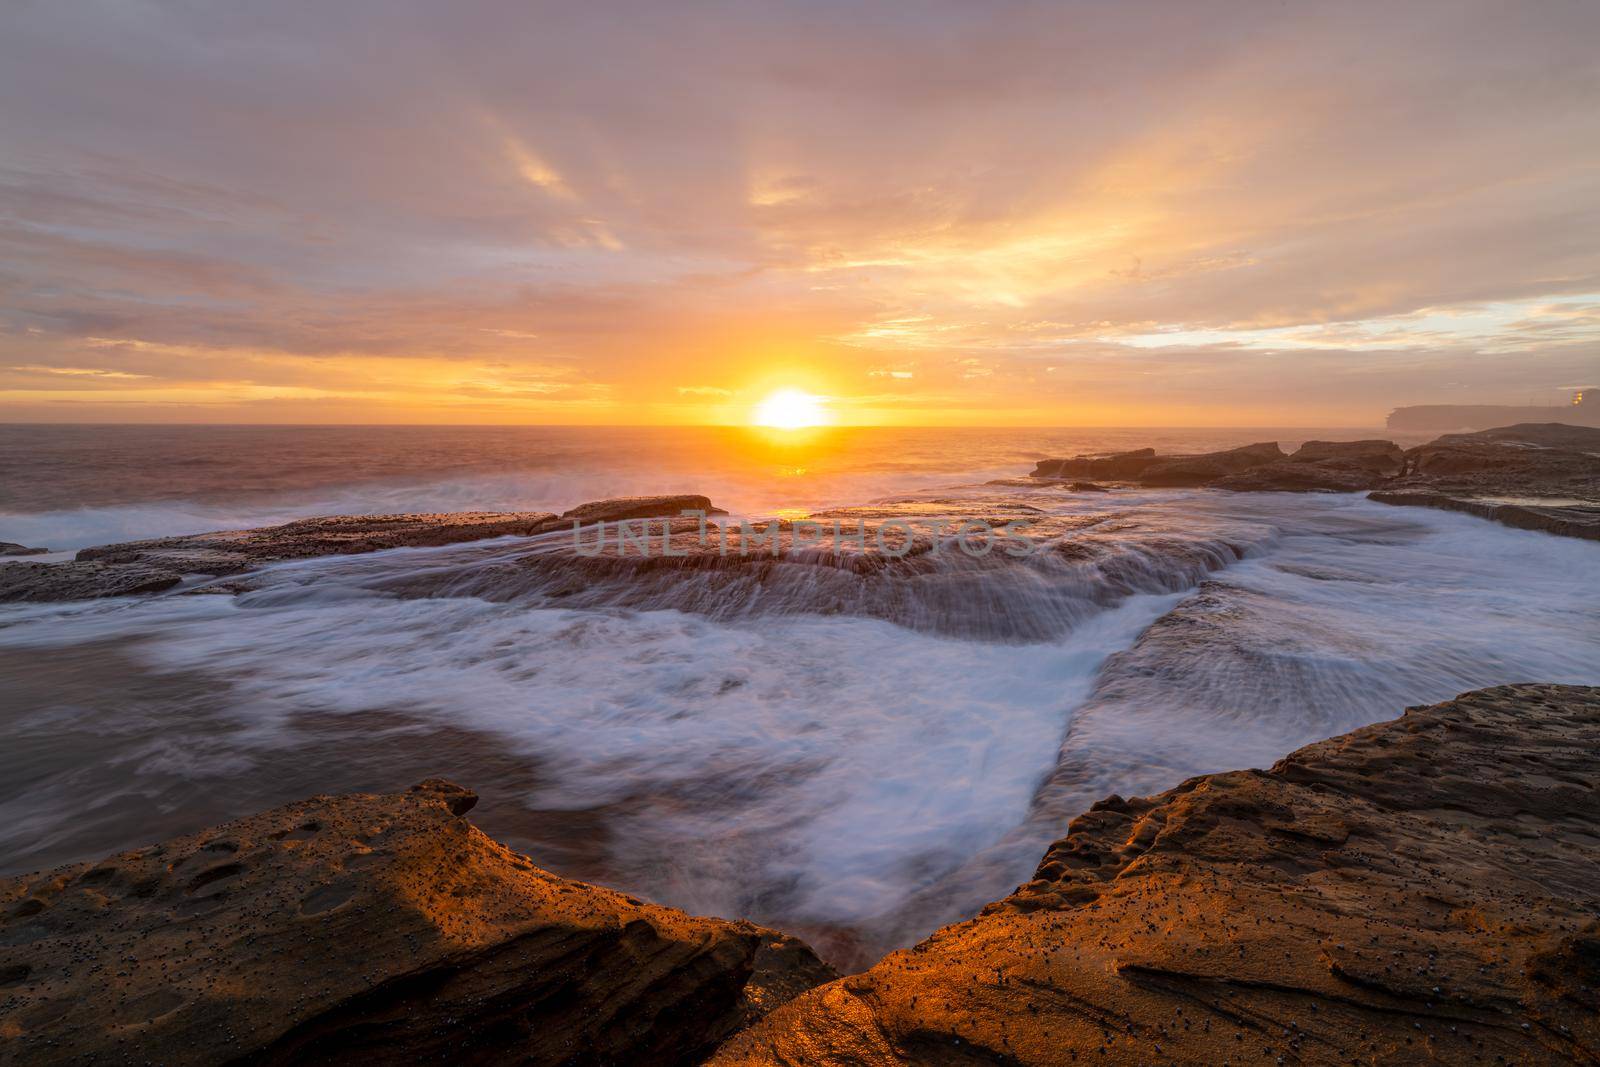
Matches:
[[1, 485, 1596, 964]]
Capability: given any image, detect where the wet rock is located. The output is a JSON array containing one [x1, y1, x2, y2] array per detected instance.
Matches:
[[559, 494, 727, 524], [1032, 448, 1157, 480], [0, 559, 183, 602], [0, 779, 832, 1065], [1370, 491, 1600, 540], [2, 503, 739, 604], [0, 542, 48, 556], [1211, 461, 1385, 492], [1433, 422, 1600, 450], [1369, 423, 1600, 539], [1136, 441, 1286, 486], [1287, 439, 1403, 468], [714, 684, 1600, 1066], [76, 511, 565, 576], [1032, 444, 1286, 485]]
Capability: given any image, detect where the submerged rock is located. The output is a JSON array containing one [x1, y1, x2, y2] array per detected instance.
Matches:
[[0, 778, 833, 1065], [715, 684, 1600, 1065]]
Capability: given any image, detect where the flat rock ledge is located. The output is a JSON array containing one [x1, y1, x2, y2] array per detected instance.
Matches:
[[0, 778, 835, 1066], [1030, 423, 1600, 540], [714, 684, 1600, 1065], [0, 496, 722, 604]]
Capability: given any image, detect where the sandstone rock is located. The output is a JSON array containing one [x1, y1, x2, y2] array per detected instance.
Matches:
[[0, 779, 832, 1065], [714, 685, 1600, 1066], [2, 504, 741, 604], [1033, 444, 1287, 486], [1136, 441, 1285, 486], [559, 495, 727, 524], [1364, 424, 1600, 539], [0, 559, 183, 602], [76, 511, 564, 576], [0, 542, 48, 556], [1287, 438, 1403, 466], [1031, 448, 1157, 479], [1211, 461, 1385, 492], [1433, 421, 1600, 451], [1370, 491, 1600, 540]]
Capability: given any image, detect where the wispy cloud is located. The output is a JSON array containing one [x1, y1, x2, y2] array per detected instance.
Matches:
[[0, 1, 1596, 423]]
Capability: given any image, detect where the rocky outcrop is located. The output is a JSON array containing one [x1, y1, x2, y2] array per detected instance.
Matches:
[[1286, 439, 1405, 468], [0, 559, 184, 602], [1136, 441, 1286, 487], [1029, 427, 1600, 537], [74, 511, 565, 575], [1031, 444, 1288, 486], [560, 494, 727, 524], [1032, 448, 1157, 480], [0, 778, 834, 1066], [1369, 423, 1600, 539], [1032, 443, 1290, 488], [714, 684, 1600, 1066], [1431, 422, 1600, 451], [0, 499, 734, 604], [1369, 491, 1600, 540], [1211, 439, 1405, 492], [0, 542, 48, 556]]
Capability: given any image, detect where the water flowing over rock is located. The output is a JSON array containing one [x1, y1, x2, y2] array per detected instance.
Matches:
[[1370, 423, 1600, 539], [280, 499, 1277, 643], [1369, 491, 1600, 540], [713, 684, 1600, 1066], [0, 779, 835, 1065], [74, 511, 565, 574], [0, 502, 722, 604]]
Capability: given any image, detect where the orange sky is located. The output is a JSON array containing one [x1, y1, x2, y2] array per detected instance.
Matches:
[[1, 2, 1597, 425]]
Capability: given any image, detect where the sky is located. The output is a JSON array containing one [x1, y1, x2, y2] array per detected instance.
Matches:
[[1, 0, 1597, 426]]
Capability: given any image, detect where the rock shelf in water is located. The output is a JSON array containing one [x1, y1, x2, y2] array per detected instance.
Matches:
[[2, 685, 1597, 1064]]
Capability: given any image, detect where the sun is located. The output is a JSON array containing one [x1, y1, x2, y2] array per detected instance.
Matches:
[[752, 388, 828, 429]]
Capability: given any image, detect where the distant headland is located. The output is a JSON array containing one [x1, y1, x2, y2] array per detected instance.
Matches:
[[1388, 385, 1598, 430]]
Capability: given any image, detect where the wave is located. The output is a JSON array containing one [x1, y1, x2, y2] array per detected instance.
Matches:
[[1, 486, 1597, 970]]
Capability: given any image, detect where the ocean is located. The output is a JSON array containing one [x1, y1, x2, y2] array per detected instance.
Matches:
[[2, 423, 1595, 968]]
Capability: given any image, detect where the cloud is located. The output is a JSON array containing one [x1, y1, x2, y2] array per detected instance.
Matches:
[[0, 0, 1596, 423]]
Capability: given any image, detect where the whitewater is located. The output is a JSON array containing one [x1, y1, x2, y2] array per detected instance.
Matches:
[[1, 427, 1595, 967]]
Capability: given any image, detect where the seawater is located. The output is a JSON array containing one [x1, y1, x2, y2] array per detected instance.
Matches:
[[0, 424, 1592, 967]]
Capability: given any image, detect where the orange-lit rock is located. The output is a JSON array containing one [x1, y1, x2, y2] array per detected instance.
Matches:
[[713, 684, 1600, 1065], [0, 778, 833, 1065]]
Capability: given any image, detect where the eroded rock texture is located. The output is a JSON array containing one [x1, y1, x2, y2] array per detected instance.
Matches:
[[0, 500, 735, 603], [714, 685, 1600, 1066], [0, 779, 833, 1065]]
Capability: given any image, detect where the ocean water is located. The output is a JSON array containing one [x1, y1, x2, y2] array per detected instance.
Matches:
[[1, 424, 1594, 968]]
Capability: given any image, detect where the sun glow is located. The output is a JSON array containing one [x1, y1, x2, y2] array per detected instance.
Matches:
[[752, 388, 828, 429]]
